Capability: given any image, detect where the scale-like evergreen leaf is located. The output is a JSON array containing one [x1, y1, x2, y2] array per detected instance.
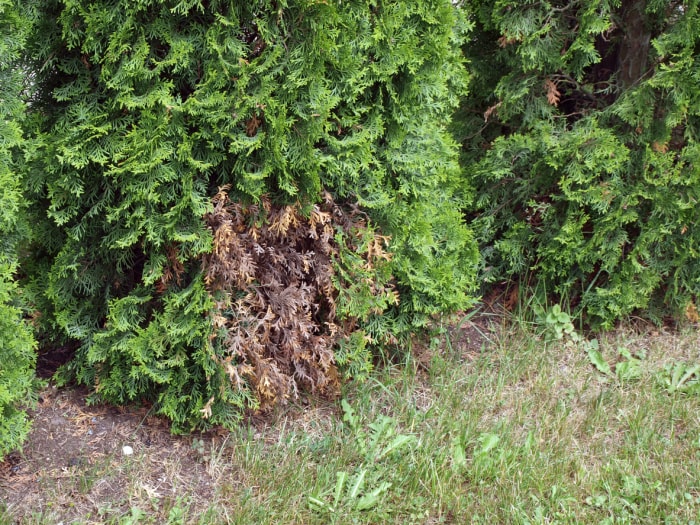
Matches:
[[21, 0, 477, 432]]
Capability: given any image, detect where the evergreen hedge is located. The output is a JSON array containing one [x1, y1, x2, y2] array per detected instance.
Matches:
[[458, 0, 700, 327], [21, 0, 477, 432], [0, 0, 38, 456], [4, 0, 700, 458]]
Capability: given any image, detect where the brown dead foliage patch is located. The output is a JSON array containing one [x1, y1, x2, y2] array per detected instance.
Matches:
[[202, 188, 396, 408]]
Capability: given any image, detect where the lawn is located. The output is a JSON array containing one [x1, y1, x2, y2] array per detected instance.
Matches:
[[3, 313, 700, 524]]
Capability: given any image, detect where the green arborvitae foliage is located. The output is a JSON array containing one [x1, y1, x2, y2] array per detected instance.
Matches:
[[459, 0, 700, 327], [23, 0, 477, 431], [0, 0, 39, 457]]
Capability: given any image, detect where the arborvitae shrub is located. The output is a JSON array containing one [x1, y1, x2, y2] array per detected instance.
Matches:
[[0, 273, 38, 457], [0, 0, 39, 457], [23, 0, 477, 431], [458, 0, 700, 327]]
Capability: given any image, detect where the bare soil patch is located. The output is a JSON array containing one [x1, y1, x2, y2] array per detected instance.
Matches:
[[1, 385, 223, 522], [1, 382, 340, 523]]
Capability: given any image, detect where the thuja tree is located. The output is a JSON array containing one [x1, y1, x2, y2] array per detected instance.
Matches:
[[23, 0, 477, 430], [0, 0, 38, 456], [459, 0, 700, 326]]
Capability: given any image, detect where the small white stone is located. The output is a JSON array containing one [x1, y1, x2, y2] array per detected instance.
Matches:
[[122, 445, 134, 456]]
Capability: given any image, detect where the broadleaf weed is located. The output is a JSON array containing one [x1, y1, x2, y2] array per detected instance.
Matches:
[[658, 362, 700, 394], [534, 303, 580, 343], [587, 342, 644, 382], [309, 398, 415, 519]]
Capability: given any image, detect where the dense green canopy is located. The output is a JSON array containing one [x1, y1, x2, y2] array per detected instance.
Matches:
[[458, 0, 700, 326], [17, 0, 477, 433], [2, 0, 700, 457], [0, 0, 38, 456]]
